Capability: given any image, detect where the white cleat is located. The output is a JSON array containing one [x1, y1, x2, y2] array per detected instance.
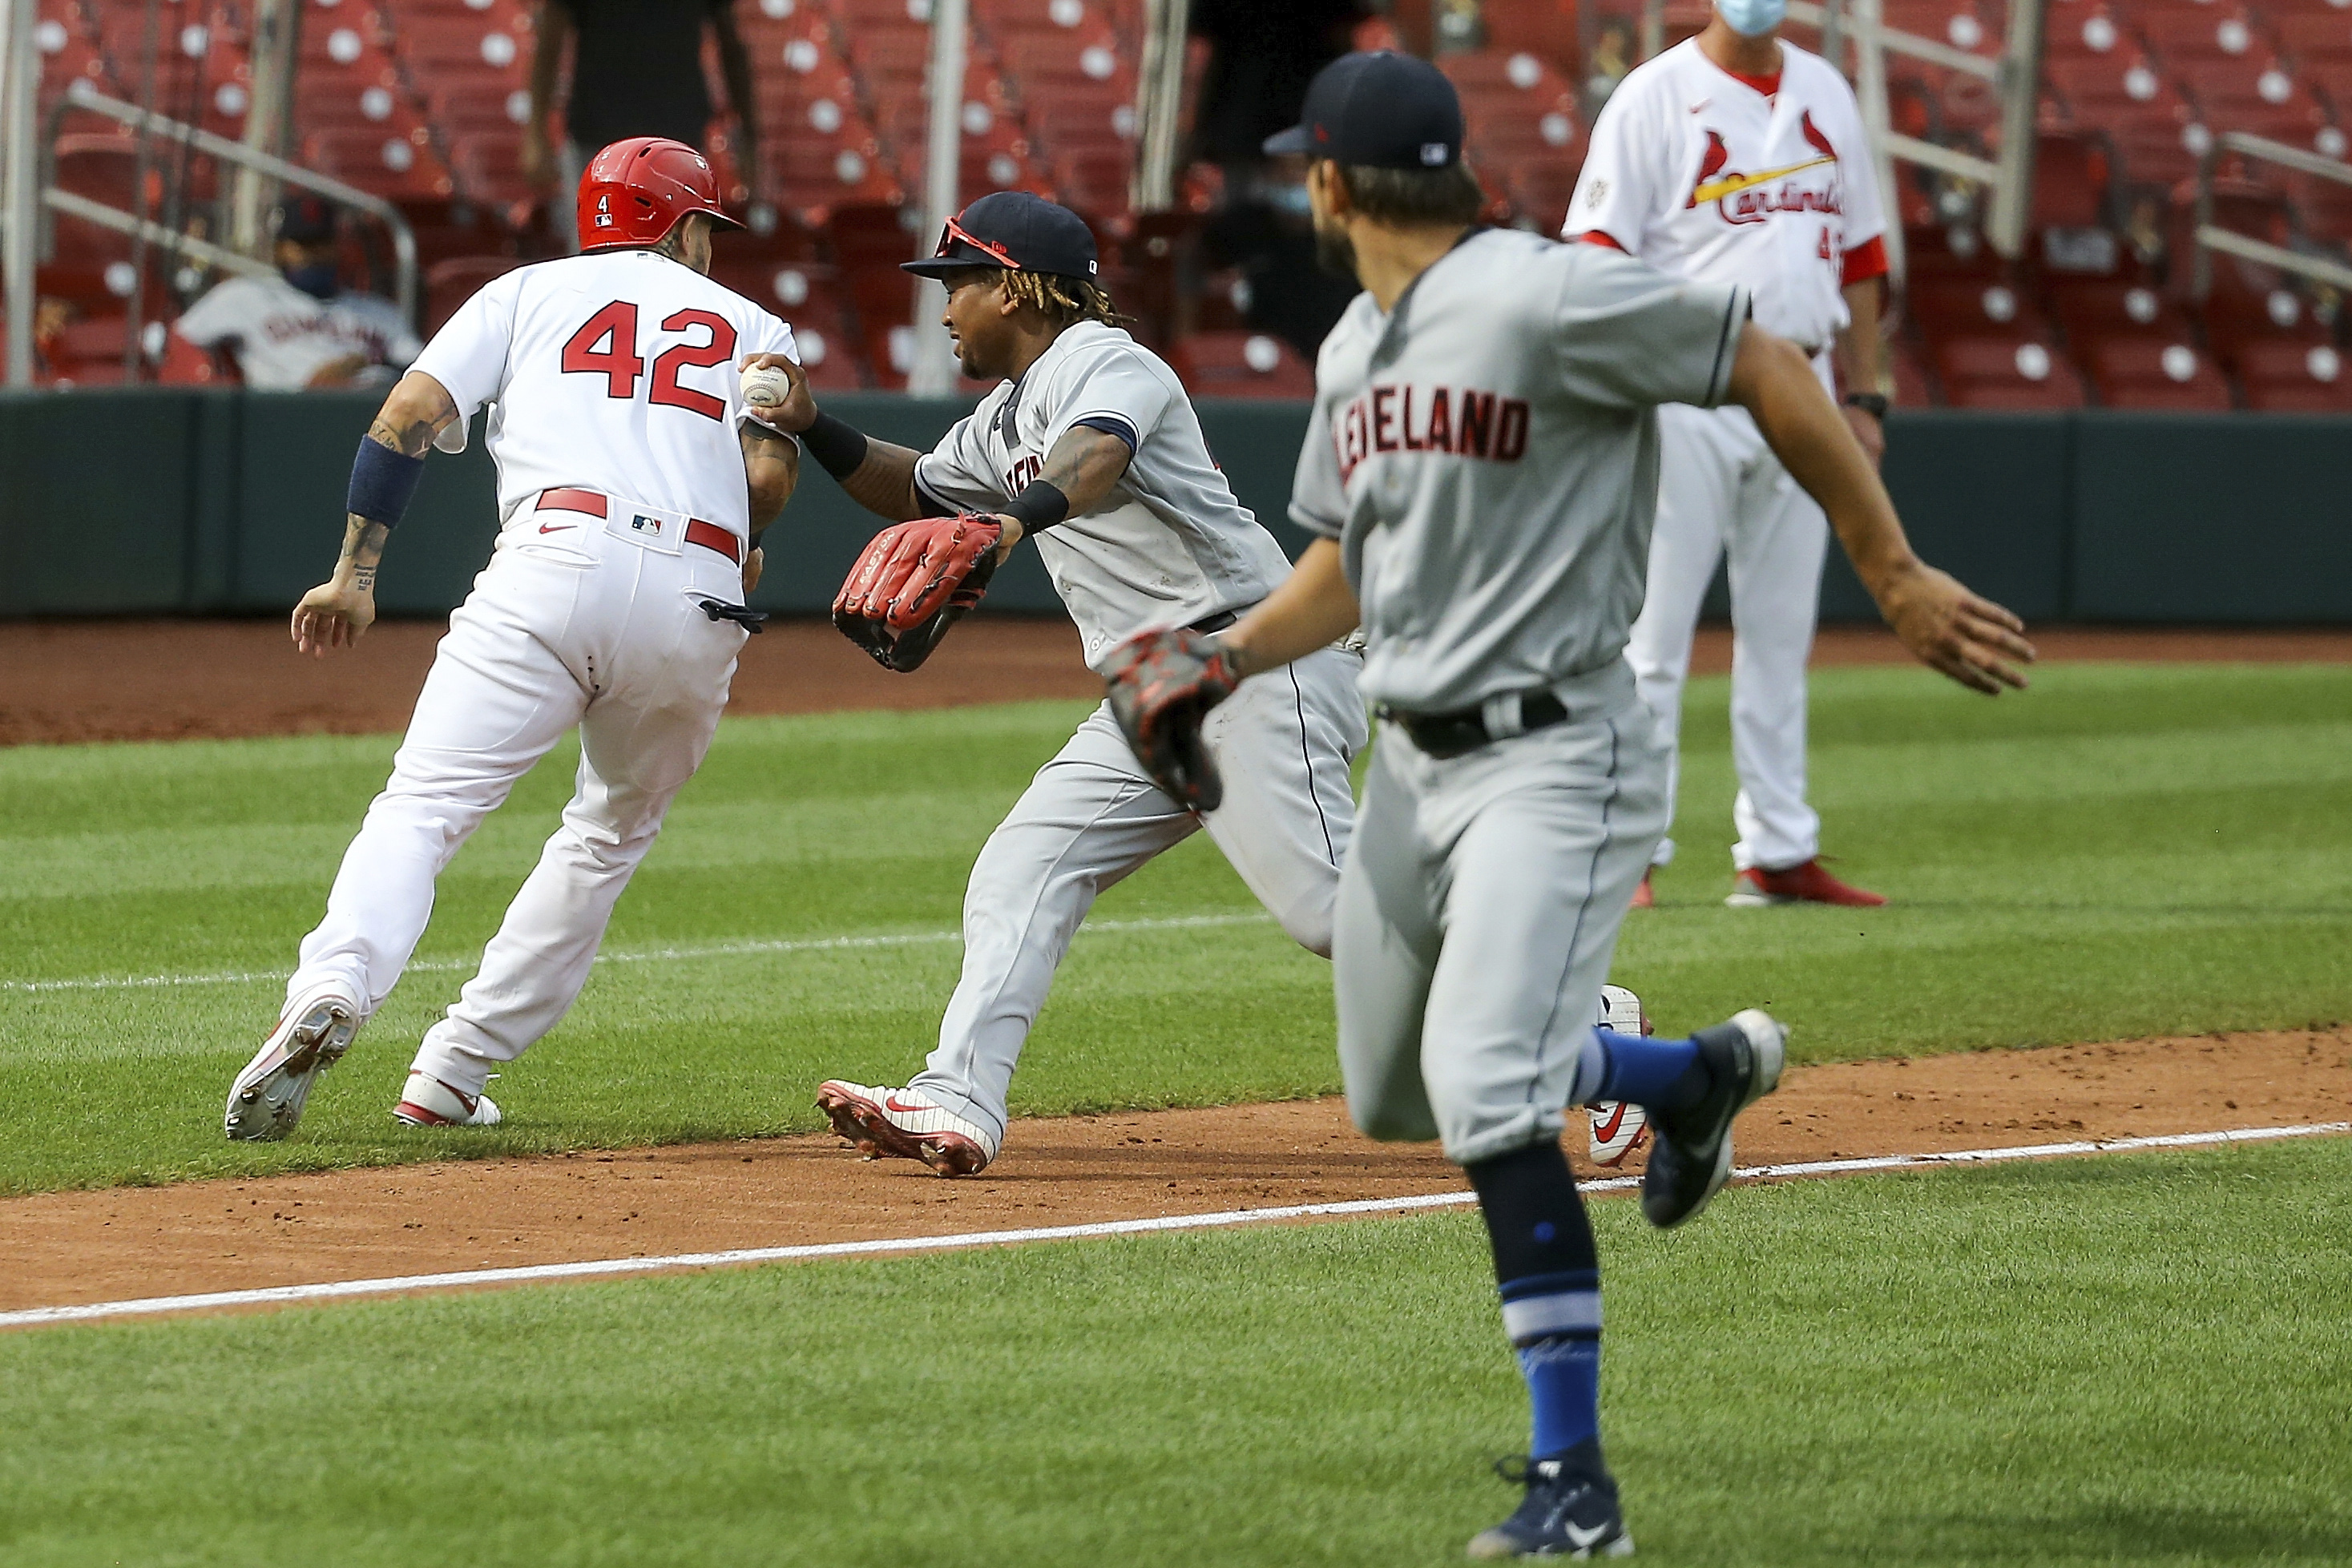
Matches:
[[1587, 983, 1652, 1168], [393, 1070, 502, 1127], [815, 1078, 998, 1176], [224, 985, 361, 1141]]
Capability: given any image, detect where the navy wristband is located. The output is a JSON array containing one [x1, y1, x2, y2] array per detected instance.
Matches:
[[346, 438, 426, 526], [1005, 478, 1071, 532], [801, 410, 869, 482]]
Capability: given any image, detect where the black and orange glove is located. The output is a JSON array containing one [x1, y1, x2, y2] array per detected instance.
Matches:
[[832, 513, 1003, 672], [1103, 627, 1240, 812]]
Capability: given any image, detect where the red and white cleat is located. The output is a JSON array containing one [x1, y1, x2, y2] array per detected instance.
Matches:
[[224, 984, 361, 1142], [1587, 984, 1652, 1167], [1629, 868, 1656, 909], [393, 1070, 502, 1127], [1727, 857, 1886, 908], [816, 1079, 998, 1177]]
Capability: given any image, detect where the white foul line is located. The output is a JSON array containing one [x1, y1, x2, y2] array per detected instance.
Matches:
[[2, 1120, 2343, 1332], [0, 912, 1274, 995]]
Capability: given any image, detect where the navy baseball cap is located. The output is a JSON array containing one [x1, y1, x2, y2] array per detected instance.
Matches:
[[902, 191, 1099, 280], [276, 194, 337, 244], [1262, 51, 1465, 170]]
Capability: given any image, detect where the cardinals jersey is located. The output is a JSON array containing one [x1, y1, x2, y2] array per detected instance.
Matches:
[[914, 320, 1293, 671], [1567, 38, 1884, 352], [410, 248, 798, 538]]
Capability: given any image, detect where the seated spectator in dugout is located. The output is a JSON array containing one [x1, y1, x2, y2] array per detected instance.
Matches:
[[175, 196, 422, 389]]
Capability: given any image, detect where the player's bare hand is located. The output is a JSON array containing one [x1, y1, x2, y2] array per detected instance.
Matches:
[[291, 581, 376, 658], [990, 514, 1024, 562], [743, 545, 765, 597], [738, 350, 817, 434], [1841, 405, 1886, 468], [1879, 564, 2035, 695]]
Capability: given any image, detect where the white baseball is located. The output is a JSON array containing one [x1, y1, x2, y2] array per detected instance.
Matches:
[[740, 363, 792, 409]]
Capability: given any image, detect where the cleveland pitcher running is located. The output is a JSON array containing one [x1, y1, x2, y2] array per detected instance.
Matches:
[[1103, 51, 2033, 1559]]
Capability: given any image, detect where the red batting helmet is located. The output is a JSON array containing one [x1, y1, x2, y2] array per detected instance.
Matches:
[[576, 137, 740, 252]]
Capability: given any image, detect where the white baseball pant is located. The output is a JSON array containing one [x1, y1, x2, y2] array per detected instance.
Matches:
[[908, 644, 1368, 1144], [1624, 398, 1829, 873], [1333, 663, 1668, 1166], [286, 504, 751, 1097]]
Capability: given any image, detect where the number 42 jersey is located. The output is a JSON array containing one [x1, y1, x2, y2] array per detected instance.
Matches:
[[410, 248, 800, 542]]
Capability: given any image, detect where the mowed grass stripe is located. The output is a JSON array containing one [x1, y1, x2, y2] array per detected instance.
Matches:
[[1, 1141, 2346, 1566], [1, 663, 2348, 1195]]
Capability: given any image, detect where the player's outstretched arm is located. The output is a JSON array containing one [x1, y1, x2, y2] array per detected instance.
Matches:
[[740, 351, 929, 522], [292, 370, 459, 658], [1724, 324, 2035, 695], [1216, 539, 1361, 679]]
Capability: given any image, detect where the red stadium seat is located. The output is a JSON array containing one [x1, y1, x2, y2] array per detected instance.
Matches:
[[2031, 129, 2114, 227], [1169, 331, 1317, 398], [1937, 335, 2092, 407], [2276, 13, 2352, 65], [2043, 2, 2135, 61], [2235, 338, 2352, 409], [422, 254, 520, 335], [2086, 336, 2235, 407], [2047, 278, 2197, 344], [2139, 8, 2273, 66], [303, 126, 456, 200], [1479, 0, 1580, 76]]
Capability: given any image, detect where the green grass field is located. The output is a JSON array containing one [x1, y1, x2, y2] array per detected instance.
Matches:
[[2, 661, 2348, 1195], [4, 1139, 2347, 1566]]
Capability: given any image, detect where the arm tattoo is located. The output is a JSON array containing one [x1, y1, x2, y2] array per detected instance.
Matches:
[[338, 515, 393, 590]]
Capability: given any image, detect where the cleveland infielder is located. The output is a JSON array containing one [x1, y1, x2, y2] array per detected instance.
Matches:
[[1103, 51, 2031, 1558], [749, 191, 1366, 1179], [224, 139, 799, 1140], [1570, 0, 1894, 908]]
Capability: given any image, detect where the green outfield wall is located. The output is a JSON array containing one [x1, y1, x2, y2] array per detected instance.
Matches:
[[2, 389, 2347, 623]]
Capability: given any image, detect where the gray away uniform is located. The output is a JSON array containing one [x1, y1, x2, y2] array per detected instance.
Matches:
[[907, 320, 1368, 1144], [1290, 229, 1746, 1165]]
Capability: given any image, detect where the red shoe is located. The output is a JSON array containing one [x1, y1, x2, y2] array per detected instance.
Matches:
[[1727, 858, 1886, 908], [1629, 868, 1656, 909]]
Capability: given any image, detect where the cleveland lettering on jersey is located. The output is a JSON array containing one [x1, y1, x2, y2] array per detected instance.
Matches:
[[1333, 384, 1530, 482]]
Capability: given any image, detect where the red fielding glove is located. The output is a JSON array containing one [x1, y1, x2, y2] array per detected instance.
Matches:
[[832, 513, 1003, 671], [1102, 626, 1241, 812]]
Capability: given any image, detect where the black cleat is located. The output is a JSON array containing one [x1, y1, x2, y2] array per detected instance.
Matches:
[[1467, 1445, 1633, 1560], [1640, 1008, 1786, 1228]]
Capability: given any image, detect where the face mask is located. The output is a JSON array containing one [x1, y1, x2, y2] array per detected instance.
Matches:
[[285, 262, 339, 300], [1715, 0, 1785, 38], [1266, 183, 1313, 218]]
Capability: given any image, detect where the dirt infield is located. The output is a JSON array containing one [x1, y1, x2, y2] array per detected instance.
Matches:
[[2, 1029, 2343, 1316], [6, 618, 2351, 747]]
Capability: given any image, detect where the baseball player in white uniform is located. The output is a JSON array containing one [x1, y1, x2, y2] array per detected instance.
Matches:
[[748, 192, 1366, 1179], [224, 138, 801, 1140], [1105, 52, 2031, 1558], [175, 195, 424, 390], [1570, 0, 1895, 907]]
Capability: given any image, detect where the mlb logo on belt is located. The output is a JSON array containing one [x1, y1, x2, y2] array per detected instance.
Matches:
[[631, 513, 666, 538]]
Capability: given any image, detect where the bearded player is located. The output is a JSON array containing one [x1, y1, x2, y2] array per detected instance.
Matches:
[[1571, 0, 1894, 908], [747, 192, 1366, 1179], [224, 139, 799, 1140]]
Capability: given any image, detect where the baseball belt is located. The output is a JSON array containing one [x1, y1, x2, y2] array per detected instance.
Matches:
[[534, 487, 743, 564], [1378, 688, 1578, 760]]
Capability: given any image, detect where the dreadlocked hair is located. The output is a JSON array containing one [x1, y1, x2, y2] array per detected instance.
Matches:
[[1001, 268, 1132, 327]]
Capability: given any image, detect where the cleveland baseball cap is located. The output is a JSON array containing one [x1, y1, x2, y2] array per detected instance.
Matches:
[[275, 194, 337, 244], [1262, 50, 1465, 170], [902, 191, 1099, 280]]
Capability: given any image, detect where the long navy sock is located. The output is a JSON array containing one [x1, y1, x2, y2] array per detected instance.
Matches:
[[1466, 1141, 1604, 1463], [1592, 1026, 1708, 1111]]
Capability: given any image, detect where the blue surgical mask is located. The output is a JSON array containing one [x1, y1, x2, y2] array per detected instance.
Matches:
[[1266, 183, 1313, 218], [285, 261, 339, 300], [1715, 0, 1786, 38]]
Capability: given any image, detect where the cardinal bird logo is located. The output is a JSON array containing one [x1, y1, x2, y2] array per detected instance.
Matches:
[[1684, 118, 1841, 216]]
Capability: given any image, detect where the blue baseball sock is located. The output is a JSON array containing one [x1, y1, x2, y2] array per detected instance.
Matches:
[[1504, 1271, 1603, 1457], [1593, 1026, 1708, 1111], [1466, 1142, 1608, 1465]]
